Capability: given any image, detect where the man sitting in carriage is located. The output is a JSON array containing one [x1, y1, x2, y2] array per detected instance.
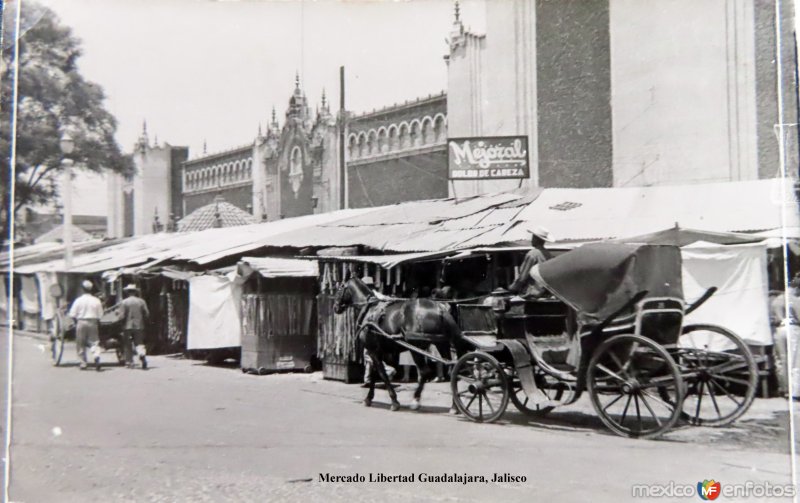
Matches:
[[509, 226, 553, 298]]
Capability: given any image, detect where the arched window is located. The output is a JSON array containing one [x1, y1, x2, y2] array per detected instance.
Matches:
[[378, 128, 388, 154], [348, 135, 358, 159], [398, 123, 409, 150], [434, 115, 446, 143], [387, 126, 398, 151], [421, 117, 434, 145], [410, 121, 421, 147]]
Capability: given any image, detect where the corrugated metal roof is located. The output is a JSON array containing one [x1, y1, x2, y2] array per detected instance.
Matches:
[[239, 257, 319, 278], [11, 178, 795, 275], [505, 178, 799, 242]]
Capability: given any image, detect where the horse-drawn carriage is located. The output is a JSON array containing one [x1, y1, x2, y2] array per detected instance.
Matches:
[[336, 243, 758, 439]]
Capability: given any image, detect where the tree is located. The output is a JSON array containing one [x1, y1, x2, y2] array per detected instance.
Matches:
[[0, 1, 133, 246]]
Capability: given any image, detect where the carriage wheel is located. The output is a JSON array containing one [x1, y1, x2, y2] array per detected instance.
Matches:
[[508, 369, 565, 417], [587, 334, 684, 439], [451, 351, 509, 423], [50, 313, 65, 366], [660, 324, 757, 427]]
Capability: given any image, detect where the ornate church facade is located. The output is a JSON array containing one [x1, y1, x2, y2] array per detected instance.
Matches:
[[107, 76, 448, 237]]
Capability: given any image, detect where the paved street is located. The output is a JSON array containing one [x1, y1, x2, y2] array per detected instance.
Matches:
[[5, 328, 799, 502]]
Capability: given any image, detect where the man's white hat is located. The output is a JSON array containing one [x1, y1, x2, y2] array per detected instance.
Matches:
[[123, 284, 138, 292], [528, 226, 554, 242], [362, 276, 375, 286], [81, 280, 93, 291]]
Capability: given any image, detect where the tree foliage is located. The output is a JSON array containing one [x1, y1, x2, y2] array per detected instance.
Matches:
[[1, 2, 133, 244]]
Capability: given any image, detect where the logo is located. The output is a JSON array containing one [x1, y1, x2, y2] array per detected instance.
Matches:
[[697, 479, 721, 500]]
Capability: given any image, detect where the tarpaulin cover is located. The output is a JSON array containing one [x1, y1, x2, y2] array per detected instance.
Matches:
[[533, 243, 683, 326], [20, 274, 40, 314], [681, 242, 771, 349], [187, 275, 241, 350], [35, 271, 57, 320]]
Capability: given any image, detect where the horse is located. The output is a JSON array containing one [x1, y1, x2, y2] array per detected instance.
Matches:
[[333, 277, 466, 412]]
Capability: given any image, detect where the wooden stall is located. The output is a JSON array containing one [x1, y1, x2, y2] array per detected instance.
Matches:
[[237, 258, 319, 373]]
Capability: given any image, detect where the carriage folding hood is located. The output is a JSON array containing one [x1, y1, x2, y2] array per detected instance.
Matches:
[[530, 243, 684, 328]]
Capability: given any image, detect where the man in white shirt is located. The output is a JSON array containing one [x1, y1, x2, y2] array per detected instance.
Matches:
[[68, 280, 104, 370]]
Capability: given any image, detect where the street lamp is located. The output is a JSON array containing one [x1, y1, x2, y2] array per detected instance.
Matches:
[[60, 132, 75, 270]]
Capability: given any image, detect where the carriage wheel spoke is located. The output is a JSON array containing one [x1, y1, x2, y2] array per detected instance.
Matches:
[[602, 393, 625, 412], [595, 364, 627, 383], [634, 395, 643, 432], [694, 381, 705, 421], [638, 392, 662, 426], [641, 389, 677, 411], [621, 341, 640, 375], [620, 394, 633, 425], [465, 393, 478, 410], [458, 374, 478, 384], [707, 359, 747, 375], [478, 393, 483, 417], [708, 378, 743, 407], [482, 391, 495, 414], [608, 351, 629, 379], [707, 381, 723, 419], [711, 374, 751, 387]]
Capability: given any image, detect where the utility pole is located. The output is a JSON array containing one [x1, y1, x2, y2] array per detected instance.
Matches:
[[339, 66, 347, 209], [59, 132, 75, 269]]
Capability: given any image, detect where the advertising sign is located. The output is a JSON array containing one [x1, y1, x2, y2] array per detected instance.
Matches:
[[447, 136, 530, 180]]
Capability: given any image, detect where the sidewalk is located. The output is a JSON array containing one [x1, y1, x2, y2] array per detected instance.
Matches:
[[9, 327, 50, 343]]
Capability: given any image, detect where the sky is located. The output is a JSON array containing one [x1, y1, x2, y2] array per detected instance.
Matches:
[[30, 0, 487, 215]]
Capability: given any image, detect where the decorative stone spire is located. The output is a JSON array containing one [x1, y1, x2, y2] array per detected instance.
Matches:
[[202, 139, 207, 154], [257, 122, 263, 138], [136, 119, 150, 153], [449, 0, 466, 51], [286, 72, 308, 121], [321, 88, 328, 111]]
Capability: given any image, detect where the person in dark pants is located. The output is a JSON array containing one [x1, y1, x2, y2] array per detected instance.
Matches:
[[120, 284, 150, 369]]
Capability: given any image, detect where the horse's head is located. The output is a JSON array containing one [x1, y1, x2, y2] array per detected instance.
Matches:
[[333, 277, 374, 314]]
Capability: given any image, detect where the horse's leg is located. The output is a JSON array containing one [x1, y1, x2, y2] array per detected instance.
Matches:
[[364, 355, 376, 407], [372, 349, 400, 411], [409, 350, 434, 411]]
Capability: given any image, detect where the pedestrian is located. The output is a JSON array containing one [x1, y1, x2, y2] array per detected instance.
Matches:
[[771, 277, 800, 397], [68, 280, 104, 371], [120, 284, 150, 369]]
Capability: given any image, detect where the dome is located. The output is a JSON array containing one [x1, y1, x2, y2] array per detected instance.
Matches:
[[177, 196, 256, 232]]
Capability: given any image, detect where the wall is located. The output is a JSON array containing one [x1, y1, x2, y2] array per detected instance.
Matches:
[[754, 0, 799, 179], [347, 150, 448, 208], [609, 0, 759, 186], [183, 185, 253, 216], [169, 147, 189, 219], [132, 145, 173, 235], [536, 0, 613, 187]]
